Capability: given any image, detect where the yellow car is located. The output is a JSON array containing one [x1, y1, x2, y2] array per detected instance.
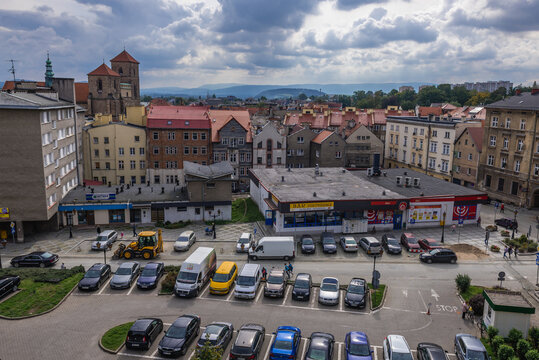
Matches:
[[209, 261, 238, 295]]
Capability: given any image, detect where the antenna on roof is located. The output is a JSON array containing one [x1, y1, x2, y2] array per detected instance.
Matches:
[[6, 59, 18, 82]]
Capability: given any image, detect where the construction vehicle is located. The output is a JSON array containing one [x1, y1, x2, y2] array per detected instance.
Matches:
[[114, 229, 164, 260]]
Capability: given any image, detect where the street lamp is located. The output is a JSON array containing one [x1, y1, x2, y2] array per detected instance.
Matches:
[[511, 209, 518, 239], [441, 212, 446, 243]]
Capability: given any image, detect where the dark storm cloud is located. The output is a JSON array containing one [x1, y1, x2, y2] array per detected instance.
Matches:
[[336, 0, 387, 11], [450, 0, 539, 32]]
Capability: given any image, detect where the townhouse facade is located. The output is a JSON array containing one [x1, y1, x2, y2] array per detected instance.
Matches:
[[310, 130, 346, 168], [344, 125, 384, 168], [286, 126, 317, 168], [252, 121, 286, 169], [452, 127, 483, 187]]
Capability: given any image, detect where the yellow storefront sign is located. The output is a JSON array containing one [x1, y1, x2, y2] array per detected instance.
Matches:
[[289, 202, 334, 212], [0, 208, 9, 219]]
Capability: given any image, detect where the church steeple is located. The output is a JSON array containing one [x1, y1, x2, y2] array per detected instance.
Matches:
[[45, 52, 54, 87]]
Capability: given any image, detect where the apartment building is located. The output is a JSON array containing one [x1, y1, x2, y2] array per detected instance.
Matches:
[[286, 126, 317, 168], [0, 92, 78, 239], [252, 121, 286, 169], [344, 125, 384, 168], [478, 90, 539, 207], [453, 127, 483, 187], [310, 130, 346, 168], [385, 116, 457, 181]]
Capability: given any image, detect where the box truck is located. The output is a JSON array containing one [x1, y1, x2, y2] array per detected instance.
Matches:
[[174, 247, 217, 297]]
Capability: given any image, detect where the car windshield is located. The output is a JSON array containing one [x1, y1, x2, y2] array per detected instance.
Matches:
[[387, 239, 399, 246], [302, 238, 314, 245], [166, 325, 187, 339], [295, 280, 310, 289], [348, 284, 365, 294], [274, 340, 293, 350], [41, 252, 54, 259], [467, 350, 488, 360], [97, 236, 108, 241], [206, 325, 223, 335], [430, 249, 440, 255], [239, 237, 250, 244], [321, 283, 338, 292], [407, 237, 418, 244], [178, 271, 197, 283], [85, 270, 101, 278], [349, 343, 371, 356], [237, 275, 255, 286], [345, 239, 356, 245], [323, 238, 335, 244], [392, 352, 413, 360], [116, 267, 133, 275], [307, 348, 327, 360], [142, 267, 157, 276], [267, 275, 283, 284], [177, 237, 189, 242]]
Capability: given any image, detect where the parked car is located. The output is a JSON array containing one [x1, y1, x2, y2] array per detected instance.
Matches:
[[418, 238, 442, 251], [196, 322, 234, 350], [318, 277, 340, 306], [345, 331, 373, 360], [126, 318, 164, 350], [158, 314, 200, 357], [237, 232, 254, 253], [110, 262, 140, 289], [235, 263, 262, 300], [230, 323, 266, 360], [344, 278, 368, 308], [210, 261, 238, 295], [495, 218, 518, 230], [269, 326, 301, 360], [340, 236, 359, 252], [78, 263, 111, 291], [292, 273, 312, 301], [321, 233, 337, 254], [264, 269, 286, 298], [417, 343, 450, 360], [381, 234, 402, 255], [383, 335, 413, 360], [400, 233, 421, 252], [305, 332, 335, 360], [91, 230, 118, 250], [10, 251, 58, 268], [454, 334, 489, 360], [301, 235, 316, 254], [174, 230, 196, 251], [358, 237, 383, 256], [0, 275, 20, 298], [420, 249, 457, 264], [137, 262, 164, 289]]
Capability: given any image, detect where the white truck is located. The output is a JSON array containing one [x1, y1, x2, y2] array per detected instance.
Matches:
[[174, 247, 216, 297], [248, 236, 295, 261]]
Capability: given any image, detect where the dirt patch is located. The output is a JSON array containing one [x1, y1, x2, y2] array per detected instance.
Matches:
[[447, 244, 489, 260]]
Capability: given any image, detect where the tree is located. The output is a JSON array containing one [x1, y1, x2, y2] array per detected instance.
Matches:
[[400, 100, 415, 111], [528, 326, 539, 348], [525, 350, 539, 360], [451, 86, 470, 106], [212, 94, 216, 98], [259, 96, 267, 101], [508, 328, 524, 349], [455, 274, 471, 293], [498, 344, 515, 360], [194, 335, 223, 360], [492, 335, 505, 354], [141, 95, 152, 102], [517, 339, 532, 360], [417, 86, 446, 106], [487, 326, 499, 346], [466, 91, 489, 106], [468, 294, 484, 315], [298, 93, 307, 100]]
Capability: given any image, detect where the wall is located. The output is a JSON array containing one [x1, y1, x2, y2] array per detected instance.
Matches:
[[310, 133, 346, 167], [252, 122, 286, 169], [286, 127, 316, 168], [345, 125, 383, 168], [94, 210, 109, 224], [453, 128, 480, 186], [187, 180, 232, 202]]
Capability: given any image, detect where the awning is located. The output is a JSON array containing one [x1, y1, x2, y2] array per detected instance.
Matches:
[[59, 204, 132, 211], [264, 198, 278, 211]]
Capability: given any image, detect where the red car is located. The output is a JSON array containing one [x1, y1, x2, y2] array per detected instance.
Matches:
[[400, 233, 421, 251], [418, 238, 442, 250]]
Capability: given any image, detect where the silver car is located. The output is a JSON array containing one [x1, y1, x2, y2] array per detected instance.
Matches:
[[110, 262, 140, 289], [91, 230, 118, 250], [236, 233, 253, 253], [174, 231, 196, 251], [318, 277, 340, 306]]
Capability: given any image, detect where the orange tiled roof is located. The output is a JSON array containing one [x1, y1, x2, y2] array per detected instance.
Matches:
[[110, 50, 139, 64], [467, 127, 484, 152], [75, 82, 89, 104], [418, 106, 442, 117], [2, 80, 45, 90], [208, 110, 252, 143], [88, 63, 120, 77], [312, 130, 334, 144]]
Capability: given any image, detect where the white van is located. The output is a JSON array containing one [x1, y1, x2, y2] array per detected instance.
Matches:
[[234, 264, 262, 299], [174, 247, 216, 297], [248, 236, 295, 261]]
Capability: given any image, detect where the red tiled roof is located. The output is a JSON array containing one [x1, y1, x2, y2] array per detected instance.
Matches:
[[208, 110, 252, 143], [418, 106, 442, 116], [75, 82, 89, 104], [110, 50, 139, 64], [467, 127, 484, 153], [312, 130, 334, 144], [147, 106, 210, 129], [88, 63, 120, 77], [2, 80, 46, 90]]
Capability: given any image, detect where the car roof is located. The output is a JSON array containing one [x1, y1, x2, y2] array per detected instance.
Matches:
[[301, 234, 313, 238], [98, 230, 116, 236], [349, 331, 369, 344], [172, 315, 196, 327], [240, 263, 260, 276], [296, 273, 311, 281], [29, 251, 48, 256], [418, 343, 446, 360], [349, 278, 366, 286], [216, 261, 237, 274], [119, 262, 137, 268], [310, 333, 333, 348], [89, 263, 107, 271], [236, 329, 258, 347], [240, 232, 251, 238], [387, 335, 410, 352], [269, 269, 284, 276], [240, 323, 264, 332], [361, 237, 378, 242], [276, 327, 298, 341], [403, 233, 415, 237], [321, 232, 334, 237], [384, 233, 397, 238], [131, 318, 159, 330], [144, 262, 162, 269], [180, 230, 194, 236], [322, 277, 338, 284], [343, 236, 356, 241], [456, 334, 485, 351]]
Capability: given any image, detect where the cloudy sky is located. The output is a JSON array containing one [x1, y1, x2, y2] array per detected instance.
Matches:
[[1, 0, 537, 88]]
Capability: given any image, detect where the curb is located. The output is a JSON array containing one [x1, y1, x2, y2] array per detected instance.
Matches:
[[99, 335, 125, 354], [0, 278, 80, 320], [370, 284, 387, 311]]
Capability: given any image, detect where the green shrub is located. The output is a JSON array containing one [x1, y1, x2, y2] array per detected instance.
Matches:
[[487, 326, 499, 345], [164, 220, 192, 229], [528, 327, 539, 348], [163, 265, 181, 273], [455, 274, 471, 293], [525, 350, 539, 360], [161, 271, 178, 293], [528, 243, 538, 253], [155, 221, 164, 228], [520, 244, 529, 253], [508, 328, 524, 349], [517, 339, 532, 360], [492, 336, 505, 354], [501, 230, 510, 237], [518, 234, 528, 243], [468, 294, 484, 315], [498, 345, 515, 360], [490, 245, 500, 252]]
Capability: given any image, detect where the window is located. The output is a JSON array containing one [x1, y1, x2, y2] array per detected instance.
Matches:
[[420, 128, 424, 135], [517, 139, 524, 151], [201, 147, 207, 155], [297, 136, 304, 144], [168, 132, 175, 140], [412, 153, 416, 163], [193, 147, 198, 155], [419, 139, 423, 149], [95, 162, 100, 169], [485, 175, 492, 187], [413, 139, 417, 148], [404, 126, 408, 133], [490, 136, 496, 147], [506, 118, 511, 128], [230, 153, 237, 162], [432, 130, 437, 137], [238, 138, 245, 145], [201, 132, 207, 140], [520, 119, 526, 130], [455, 165, 460, 173], [130, 160, 136, 169], [105, 149, 110, 157], [130, 147, 135, 155], [140, 160, 145, 169], [184, 146, 189, 155], [316, 150, 320, 158], [402, 150, 406, 162], [246, 152, 251, 162], [297, 149, 304, 156], [535, 164, 539, 176], [154, 161, 159, 168], [515, 160, 521, 172], [504, 138, 509, 149], [221, 137, 228, 145], [140, 147, 145, 155], [441, 160, 449, 172], [154, 175, 160, 184], [396, 125, 399, 131], [257, 141, 262, 149], [456, 151, 462, 158], [491, 117, 498, 127], [487, 155, 494, 166], [257, 157, 262, 164], [104, 137, 109, 144], [153, 146, 159, 155], [501, 157, 507, 169], [403, 136, 407, 146], [118, 160, 124, 169], [395, 135, 399, 145], [277, 142, 282, 149], [94, 149, 99, 157], [390, 134, 393, 144], [192, 132, 198, 140], [444, 131, 450, 139], [119, 147, 124, 156], [277, 157, 281, 164], [467, 168, 471, 175], [336, 151, 342, 159], [428, 158, 436, 169], [497, 177, 505, 192], [93, 137, 98, 144], [442, 143, 450, 155], [153, 132, 159, 140], [240, 167, 245, 176], [390, 124, 394, 130], [134, 136, 140, 142], [184, 132, 189, 140], [430, 141, 437, 153]]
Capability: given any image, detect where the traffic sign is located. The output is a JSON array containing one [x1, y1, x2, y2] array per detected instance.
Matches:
[[10, 222, 14, 228], [11, 228, 15, 235], [458, 219, 464, 225], [372, 270, 380, 280], [498, 271, 506, 281], [536, 253, 539, 266]]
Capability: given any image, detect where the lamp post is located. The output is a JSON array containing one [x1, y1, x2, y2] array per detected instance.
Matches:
[[441, 212, 446, 243], [511, 209, 518, 239]]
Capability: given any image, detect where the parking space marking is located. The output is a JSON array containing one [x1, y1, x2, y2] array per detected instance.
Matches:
[[373, 346, 378, 360], [151, 348, 159, 357], [281, 286, 291, 306], [98, 278, 112, 295], [199, 283, 210, 298], [337, 342, 342, 360], [188, 349, 197, 360], [127, 281, 137, 296], [117, 353, 166, 359], [264, 335, 275, 360], [418, 290, 428, 313], [226, 287, 235, 301], [339, 291, 344, 311], [255, 285, 264, 303], [300, 338, 308, 360], [310, 288, 317, 308]]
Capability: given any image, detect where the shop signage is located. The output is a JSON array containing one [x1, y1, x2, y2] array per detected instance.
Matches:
[[398, 202, 407, 211], [86, 193, 116, 201], [0, 208, 9, 219], [271, 194, 279, 206], [289, 201, 334, 212], [409, 205, 441, 223]]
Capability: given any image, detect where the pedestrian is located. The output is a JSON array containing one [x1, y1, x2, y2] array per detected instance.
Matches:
[[503, 246, 508, 259], [288, 262, 293, 273], [97, 226, 101, 234], [212, 222, 216, 239], [61, 263, 66, 270], [69, 226, 73, 239], [462, 302, 467, 319], [508, 246, 513, 259], [514, 246, 518, 259], [132, 223, 137, 237], [120, 232, 124, 239], [500, 203, 505, 213], [477, 216, 481, 227], [451, 224, 456, 232], [261, 267, 267, 280]]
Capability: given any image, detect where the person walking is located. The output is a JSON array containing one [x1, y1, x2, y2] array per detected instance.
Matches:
[[212, 222, 216, 239], [500, 203, 505, 213], [503, 246, 508, 259], [261, 267, 267, 281], [477, 216, 481, 227], [61, 263, 66, 270], [514, 247, 518, 259], [97, 226, 101, 234], [508, 246, 513, 259], [462, 302, 468, 319], [132, 223, 137, 237]]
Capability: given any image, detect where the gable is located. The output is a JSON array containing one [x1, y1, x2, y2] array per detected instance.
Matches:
[[220, 118, 247, 135]]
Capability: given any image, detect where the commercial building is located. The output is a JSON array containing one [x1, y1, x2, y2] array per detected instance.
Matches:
[[249, 167, 486, 234], [477, 90, 539, 207]]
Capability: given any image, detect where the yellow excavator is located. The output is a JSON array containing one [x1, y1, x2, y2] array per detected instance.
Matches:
[[114, 229, 164, 260]]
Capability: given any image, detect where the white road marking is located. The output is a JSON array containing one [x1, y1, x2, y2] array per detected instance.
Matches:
[[264, 335, 275, 360], [281, 285, 291, 306], [98, 278, 112, 295], [199, 283, 210, 298], [127, 281, 137, 296], [418, 289, 428, 313], [226, 286, 235, 301], [300, 338, 308, 360], [373, 346, 378, 360], [337, 342, 342, 360], [310, 288, 317, 308], [431, 289, 440, 302], [117, 353, 166, 359], [255, 285, 264, 303], [151, 348, 159, 357], [339, 290, 344, 311], [188, 349, 197, 360]]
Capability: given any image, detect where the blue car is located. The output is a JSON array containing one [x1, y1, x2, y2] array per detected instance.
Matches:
[[270, 326, 301, 360], [136, 262, 164, 289], [345, 332, 373, 360]]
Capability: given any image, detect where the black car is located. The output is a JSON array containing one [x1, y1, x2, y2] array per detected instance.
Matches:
[[78, 263, 111, 291], [301, 235, 316, 254], [292, 273, 312, 301], [196, 322, 234, 350], [344, 278, 368, 309], [305, 332, 335, 360], [0, 275, 20, 298], [137, 262, 165, 289], [495, 218, 518, 230], [158, 314, 200, 357], [420, 249, 457, 264], [321, 233, 337, 254], [230, 323, 265, 360], [10, 251, 58, 268], [417, 343, 449, 360], [381, 234, 402, 254], [126, 318, 164, 350]]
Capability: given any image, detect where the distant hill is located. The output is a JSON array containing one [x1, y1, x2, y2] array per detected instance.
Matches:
[[255, 88, 325, 99], [141, 82, 434, 99]]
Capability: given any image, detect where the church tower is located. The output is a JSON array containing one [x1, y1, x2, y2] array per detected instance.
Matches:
[[87, 62, 121, 119], [110, 50, 140, 111], [45, 53, 54, 87]]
